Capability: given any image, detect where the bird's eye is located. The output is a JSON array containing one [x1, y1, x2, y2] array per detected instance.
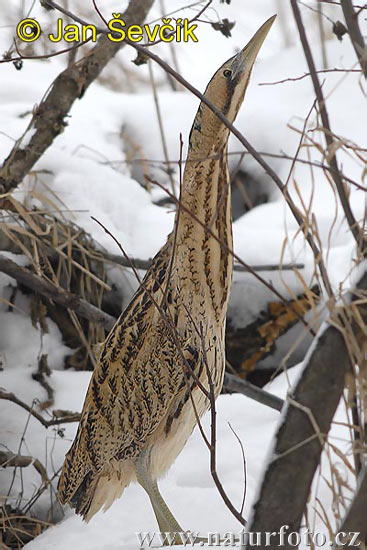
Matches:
[[223, 69, 232, 78]]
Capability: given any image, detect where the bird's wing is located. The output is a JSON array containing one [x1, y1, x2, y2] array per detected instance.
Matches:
[[58, 233, 189, 506]]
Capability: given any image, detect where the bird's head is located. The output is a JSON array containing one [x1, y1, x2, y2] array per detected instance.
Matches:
[[189, 15, 276, 156]]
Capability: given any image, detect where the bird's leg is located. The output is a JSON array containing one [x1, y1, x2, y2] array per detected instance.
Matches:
[[136, 448, 184, 541], [136, 450, 233, 545]]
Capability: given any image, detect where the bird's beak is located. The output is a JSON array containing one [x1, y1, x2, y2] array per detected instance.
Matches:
[[231, 15, 276, 80]]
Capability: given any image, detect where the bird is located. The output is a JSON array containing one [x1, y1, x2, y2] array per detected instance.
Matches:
[[58, 16, 275, 534]]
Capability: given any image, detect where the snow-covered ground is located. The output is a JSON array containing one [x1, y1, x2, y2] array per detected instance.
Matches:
[[1, 362, 354, 550], [0, 0, 365, 548]]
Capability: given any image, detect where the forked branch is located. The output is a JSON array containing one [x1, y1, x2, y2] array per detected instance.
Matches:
[[0, 388, 81, 427]]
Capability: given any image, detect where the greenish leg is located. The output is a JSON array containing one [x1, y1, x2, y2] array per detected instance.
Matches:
[[136, 448, 184, 541], [136, 449, 213, 545]]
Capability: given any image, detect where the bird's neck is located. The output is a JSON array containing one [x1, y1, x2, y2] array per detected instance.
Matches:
[[171, 145, 233, 321], [178, 145, 231, 233]]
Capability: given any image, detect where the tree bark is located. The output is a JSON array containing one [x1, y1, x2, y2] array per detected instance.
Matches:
[[335, 470, 367, 549], [0, 0, 154, 194], [246, 272, 367, 548], [341, 0, 367, 78]]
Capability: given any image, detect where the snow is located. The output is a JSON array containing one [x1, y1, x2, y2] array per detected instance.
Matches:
[[0, 0, 365, 547], [5, 363, 349, 550]]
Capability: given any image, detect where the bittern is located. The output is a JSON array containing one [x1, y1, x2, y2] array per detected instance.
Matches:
[[58, 16, 275, 534]]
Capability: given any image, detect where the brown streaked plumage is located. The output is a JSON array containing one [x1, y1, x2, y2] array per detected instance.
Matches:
[[58, 16, 275, 531]]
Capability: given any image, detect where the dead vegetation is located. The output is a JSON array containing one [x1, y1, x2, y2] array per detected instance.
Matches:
[[0, 0, 366, 547]]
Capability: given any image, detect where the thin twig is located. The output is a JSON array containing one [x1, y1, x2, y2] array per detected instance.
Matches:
[[291, 0, 364, 252], [259, 68, 362, 86], [317, 2, 328, 69], [0, 389, 81, 427], [228, 422, 247, 515], [1, 36, 93, 64], [148, 60, 176, 196], [99, 251, 304, 273], [192, 318, 247, 526], [101, 149, 365, 191]]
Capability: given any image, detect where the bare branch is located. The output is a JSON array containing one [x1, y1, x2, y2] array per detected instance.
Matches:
[[0, 228, 304, 272], [223, 372, 284, 412], [103, 250, 304, 273], [0, 451, 49, 485], [2, 36, 93, 64], [341, 0, 367, 77], [259, 68, 362, 86], [0, 0, 155, 194], [0, 254, 115, 330], [0, 388, 81, 427]]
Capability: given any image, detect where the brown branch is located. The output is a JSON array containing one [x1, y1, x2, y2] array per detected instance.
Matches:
[[0, 254, 115, 330], [0, 228, 304, 273], [194, 319, 247, 526], [291, 0, 365, 252], [259, 68, 362, 86], [1, 36, 93, 64], [102, 150, 365, 191], [228, 422, 247, 516], [223, 372, 284, 412], [0, 225, 303, 273], [32, 354, 54, 409], [104, 251, 303, 273], [0, 0, 154, 194], [341, 0, 367, 77], [0, 451, 49, 485], [246, 271, 367, 546], [0, 389, 81, 427]]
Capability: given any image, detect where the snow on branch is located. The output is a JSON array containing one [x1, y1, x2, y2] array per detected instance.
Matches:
[[247, 271, 367, 546], [0, 0, 154, 194]]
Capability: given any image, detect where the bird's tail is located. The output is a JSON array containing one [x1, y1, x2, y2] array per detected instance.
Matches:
[[58, 439, 134, 521], [57, 435, 95, 518]]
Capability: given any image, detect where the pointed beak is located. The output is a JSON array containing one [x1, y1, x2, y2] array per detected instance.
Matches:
[[232, 15, 276, 80]]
